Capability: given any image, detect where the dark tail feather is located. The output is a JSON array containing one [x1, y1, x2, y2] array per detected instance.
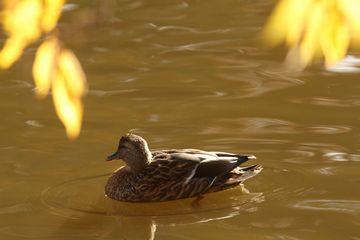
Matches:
[[236, 154, 256, 165]]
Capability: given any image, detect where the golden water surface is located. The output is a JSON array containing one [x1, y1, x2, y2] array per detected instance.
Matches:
[[0, 1, 359, 239]]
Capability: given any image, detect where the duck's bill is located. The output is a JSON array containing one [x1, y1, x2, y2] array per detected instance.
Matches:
[[106, 152, 118, 161]]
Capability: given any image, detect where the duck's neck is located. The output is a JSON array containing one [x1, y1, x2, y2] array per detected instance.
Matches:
[[127, 148, 152, 173]]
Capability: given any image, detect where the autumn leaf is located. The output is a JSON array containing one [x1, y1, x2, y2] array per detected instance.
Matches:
[[262, 0, 360, 68], [33, 37, 60, 98], [1, 0, 87, 139]]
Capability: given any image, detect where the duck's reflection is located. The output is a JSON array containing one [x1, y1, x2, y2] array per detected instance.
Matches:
[[102, 187, 264, 239], [114, 217, 157, 240]]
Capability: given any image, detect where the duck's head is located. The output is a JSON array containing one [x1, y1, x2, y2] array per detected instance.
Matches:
[[106, 133, 152, 172]]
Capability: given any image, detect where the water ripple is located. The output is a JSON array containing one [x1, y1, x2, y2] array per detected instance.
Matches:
[[323, 152, 360, 162], [0, 203, 32, 215], [200, 118, 351, 136], [199, 118, 300, 135], [0, 80, 33, 89], [291, 97, 360, 107], [156, 39, 237, 54], [153, 25, 232, 34], [307, 125, 351, 134], [293, 200, 360, 214]]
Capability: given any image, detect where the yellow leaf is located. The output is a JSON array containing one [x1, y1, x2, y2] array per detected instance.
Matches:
[[57, 49, 87, 98], [262, 0, 311, 46], [41, 0, 65, 32], [338, 0, 360, 47], [263, 0, 359, 68], [3, 0, 43, 41], [0, 37, 27, 69], [285, 0, 313, 46], [300, 1, 325, 66], [52, 72, 83, 139], [261, 0, 291, 46], [32, 37, 60, 98], [321, 9, 350, 66]]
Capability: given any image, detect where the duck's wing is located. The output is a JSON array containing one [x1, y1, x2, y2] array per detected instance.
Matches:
[[136, 153, 202, 201], [152, 149, 255, 179], [141, 150, 256, 201], [190, 151, 254, 179]]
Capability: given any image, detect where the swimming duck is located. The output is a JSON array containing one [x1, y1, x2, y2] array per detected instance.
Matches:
[[105, 133, 262, 202]]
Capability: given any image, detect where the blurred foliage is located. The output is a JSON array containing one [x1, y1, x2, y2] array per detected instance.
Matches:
[[0, 0, 87, 139], [262, 0, 360, 69]]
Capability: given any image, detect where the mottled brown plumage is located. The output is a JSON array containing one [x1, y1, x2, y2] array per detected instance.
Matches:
[[105, 134, 262, 202]]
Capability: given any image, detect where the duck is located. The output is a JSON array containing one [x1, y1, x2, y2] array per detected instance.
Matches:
[[105, 133, 262, 202]]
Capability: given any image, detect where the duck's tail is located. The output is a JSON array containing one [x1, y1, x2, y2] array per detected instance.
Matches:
[[232, 164, 262, 182], [217, 154, 260, 183], [209, 164, 262, 192]]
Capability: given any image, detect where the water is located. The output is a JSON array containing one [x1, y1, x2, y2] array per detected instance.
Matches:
[[1, 0, 359, 239]]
